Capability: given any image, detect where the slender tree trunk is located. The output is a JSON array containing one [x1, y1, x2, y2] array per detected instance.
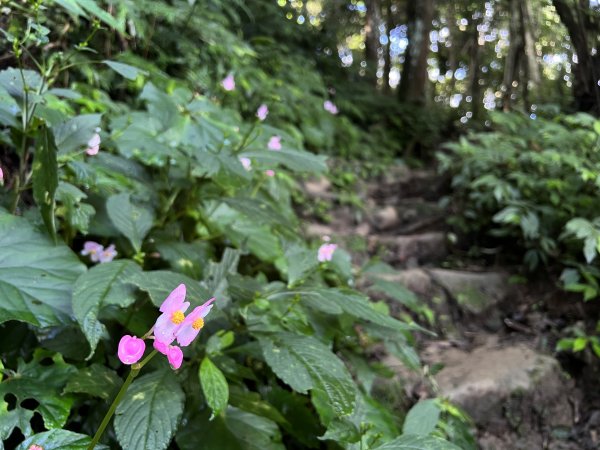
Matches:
[[502, 0, 523, 111], [365, 0, 381, 83], [552, 0, 600, 112], [382, 0, 393, 91], [399, 0, 434, 103]]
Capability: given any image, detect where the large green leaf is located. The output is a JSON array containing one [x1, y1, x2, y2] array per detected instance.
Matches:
[[128, 270, 211, 308], [16, 429, 106, 450], [0, 351, 76, 434], [402, 399, 441, 436], [106, 193, 154, 252], [372, 435, 462, 450], [32, 125, 59, 240], [115, 370, 185, 450], [177, 408, 285, 450], [103, 60, 147, 80], [200, 357, 229, 416], [64, 364, 121, 400], [72, 260, 142, 358], [0, 212, 86, 327], [53, 114, 102, 155], [258, 333, 356, 416], [241, 148, 327, 173], [285, 244, 318, 287]]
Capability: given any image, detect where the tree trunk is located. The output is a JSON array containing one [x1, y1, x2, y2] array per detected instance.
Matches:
[[552, 0, 600, 112], [382, 0, 393, 91], [398, 0, 434, 104], [502, 0, 523, 111], [365, 0, 381, 83]]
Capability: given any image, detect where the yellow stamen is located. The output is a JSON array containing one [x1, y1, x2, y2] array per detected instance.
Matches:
[[192, 317, 204, 330], [171, 310, 185, 324]]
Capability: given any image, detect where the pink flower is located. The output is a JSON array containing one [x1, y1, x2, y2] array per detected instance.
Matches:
[[239, 157, 252, 171], [0, 167, 4, 185], [175, 297, 215, 346], [222, 74, 235, 91], [28, 446, 43, 450], [268, 136, 282, 151], [256, 104, 269, 121], [153, 284, 190, 345], [118, 335, 146, 365], [265, 169, 275, 177], [98, 244, 117, 263], [86, 133, 101, 156], [318, 243, 337, 262], [153, 340, 184, 370], [324, 100, 338, 115], [81, 241, 104, 262]]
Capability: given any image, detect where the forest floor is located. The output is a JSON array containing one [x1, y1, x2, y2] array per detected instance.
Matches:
[[301, 163, 600, 450]]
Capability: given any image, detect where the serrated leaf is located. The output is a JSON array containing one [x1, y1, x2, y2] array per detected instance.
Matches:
[[372, 434, 462, 450], [285, 244, 318, 286], [402, 399, 441, 436], [241, 148, 327, 173], [259, 333, 356, 416], [0, 212, 86, 327], [128, 270, 211, 308], [200, 357, 229, 416], [103, 60, 147, 80], [53, 114, 102, 155], [0, 351, 76, 432], [16, 429, 105, 450], [32, 125, 59, 240], [106, 193, 154, 252], [64, 364, 121, 400], [115, 370, 184, 450], [72, 260, 141, 357]]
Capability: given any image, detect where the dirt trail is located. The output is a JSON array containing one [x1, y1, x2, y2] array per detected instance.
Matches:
[[303, 165, 599, 450]]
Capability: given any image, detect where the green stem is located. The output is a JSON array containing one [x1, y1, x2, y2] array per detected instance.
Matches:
[[87, 351, 157, 450]]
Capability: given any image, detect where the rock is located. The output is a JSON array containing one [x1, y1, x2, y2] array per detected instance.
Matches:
[[375, 269, 435, 298], [371, 232, 447, 265], [373, 206, 400, 231], [305, 223, 334, 239], [427, 269, 510, 315], [304, 177, 333, 199], [430, 337, 575, 446]]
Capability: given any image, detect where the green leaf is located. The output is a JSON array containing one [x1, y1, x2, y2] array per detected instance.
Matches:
[[319, 417, 360, 443], [155, 241, 211, 279], [285, 244, 318, 286], [241, 148, 327, 173], [259, 332, 356, 416], [0, 212, 86, 327], [0, 351, 76, 432], [103, 60, 147, 80], [106, 193, 154, 252], [128, 270, 211, 308], [16, 429, 105, 450], [64, 364, 121, 400], [72, 260, 142, 358], [222, 197, 290, 227], [32, 125, 59, 240], [372, 434, 462, 450], [402, 399, 441, 436], [115, 370, 185, 450], [200, 357, 229, 416], [53, 114, 102, 155], [177, 408, 285, 450], [53, 0, 122, 31]]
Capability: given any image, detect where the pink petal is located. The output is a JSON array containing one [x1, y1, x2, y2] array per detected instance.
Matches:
[[167, 346, 183, 369], [318, 243, 337, 262], [222, 74, 235, 91], [153, 339, 168, 355], [86, 145, 99, 156], [0, 167, 4, 184], [239, 157, 252, 170], [265, 170, 275, 177], [268, 136, 282, 151], [175, 323, 198, 347], [28, 445, 44, 450], [256, 104, 269, 121], [118, 335, 146, 365], [160, 284, 187, 312]]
